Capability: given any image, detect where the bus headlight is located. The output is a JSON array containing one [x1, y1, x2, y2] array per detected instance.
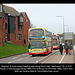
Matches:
[[29, 49, 32, 53], [42, 49, 46, 52]]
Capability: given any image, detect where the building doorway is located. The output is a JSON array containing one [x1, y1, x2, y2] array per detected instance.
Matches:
[[24, 40, 26, 44]]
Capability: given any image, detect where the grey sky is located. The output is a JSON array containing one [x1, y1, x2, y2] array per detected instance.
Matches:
[[3, 4, 75, 34]]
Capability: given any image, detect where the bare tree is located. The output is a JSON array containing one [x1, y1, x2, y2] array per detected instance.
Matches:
[[30, 23, 36, 28]]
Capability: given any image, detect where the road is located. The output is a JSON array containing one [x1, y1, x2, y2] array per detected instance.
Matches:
[[0, 50, 74, 63]]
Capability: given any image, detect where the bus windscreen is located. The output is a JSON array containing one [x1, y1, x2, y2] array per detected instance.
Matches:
[[29, 29, 44, 40], [29, 41, 46, 49]]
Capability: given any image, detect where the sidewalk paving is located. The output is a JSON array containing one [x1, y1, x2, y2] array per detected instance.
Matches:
[[42, 50, 75, 63], [61, 51, 74, 63]]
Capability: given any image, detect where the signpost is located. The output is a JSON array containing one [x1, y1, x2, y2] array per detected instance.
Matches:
[[64, 32, 74, 44], [64, 32, 73, 40]]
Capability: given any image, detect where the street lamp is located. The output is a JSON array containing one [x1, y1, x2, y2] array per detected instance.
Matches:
[[64, 25, 69, 32], [56, 16, 64, 43], [56, 16, 64, 34]]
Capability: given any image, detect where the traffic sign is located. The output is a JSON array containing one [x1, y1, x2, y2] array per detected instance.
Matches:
[[64, 32, 73, 40]]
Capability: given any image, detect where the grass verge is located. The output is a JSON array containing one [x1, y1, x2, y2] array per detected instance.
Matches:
[[0, 42, 28, 58]]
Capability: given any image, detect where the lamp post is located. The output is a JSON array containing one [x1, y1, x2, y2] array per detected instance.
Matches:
[[64, 25, 69, 32], [56, 16, 64, 43], [56, 16, 64, 34]]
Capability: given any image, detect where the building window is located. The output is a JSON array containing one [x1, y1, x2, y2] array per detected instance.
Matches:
[[24, 40, 26, 44], [18, 34, 21, 40], [5, 33, 8, 39], [20, 16, 23, 22], [18, 16, 23, 26], [18, 25, 22, 31], [5, 23, 8, 29]]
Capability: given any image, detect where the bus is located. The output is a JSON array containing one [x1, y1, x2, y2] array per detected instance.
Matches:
[[28, 28, 53, 56], [52, 34, 59, 49]]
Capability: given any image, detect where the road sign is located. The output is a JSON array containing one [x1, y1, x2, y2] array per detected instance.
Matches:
[[64, 32, 73, 40]]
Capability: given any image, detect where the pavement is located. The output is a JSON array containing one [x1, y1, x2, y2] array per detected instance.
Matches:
[[0, 50, 74, 63], [42, 50, 74, 63]]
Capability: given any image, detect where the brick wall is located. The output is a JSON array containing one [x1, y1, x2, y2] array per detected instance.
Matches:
[[0, 18, 3, 46], [23, 13, 30, 44], [4, 14, 8, 42], [0, 12, 30, 46]]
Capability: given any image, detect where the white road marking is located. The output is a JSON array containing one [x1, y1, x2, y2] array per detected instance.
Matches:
[[36, 61, 38, 63], [12, 56, 20, 59], [8, 58, 24, 63], [33, 57, 37, 58], [36, 51, 58, 63], [12, 54, 29, 59], [59, 53, 66, 63]]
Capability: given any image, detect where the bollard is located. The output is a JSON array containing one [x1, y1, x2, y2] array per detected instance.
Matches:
[[74, 45, 75, 53]]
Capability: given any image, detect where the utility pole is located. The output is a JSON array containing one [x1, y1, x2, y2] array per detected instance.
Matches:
[[56, 16, 64, 43]]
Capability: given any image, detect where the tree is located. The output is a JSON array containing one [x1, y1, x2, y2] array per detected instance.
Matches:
[[30, 23, 36, 28]]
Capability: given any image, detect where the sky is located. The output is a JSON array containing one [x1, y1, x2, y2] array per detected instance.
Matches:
[[3, 4, 75, 34]]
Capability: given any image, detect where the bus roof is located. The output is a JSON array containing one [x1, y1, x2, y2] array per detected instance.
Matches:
[[29, 28, 52, 33], [29, 28, 45, 31]]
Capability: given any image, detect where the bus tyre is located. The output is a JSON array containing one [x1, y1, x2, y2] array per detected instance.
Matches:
[[32, 55, 35, 57]]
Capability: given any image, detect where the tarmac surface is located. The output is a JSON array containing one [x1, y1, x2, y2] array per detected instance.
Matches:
[[0, 50, 74, 63]]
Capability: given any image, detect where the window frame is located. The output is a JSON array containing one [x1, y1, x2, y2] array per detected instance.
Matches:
[[5, 23, 8, 29], [18, 34, 22, 40], [5, 33, 8, 39]]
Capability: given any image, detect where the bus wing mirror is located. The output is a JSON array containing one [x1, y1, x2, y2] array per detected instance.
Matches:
[[45, 41, 47, 45]]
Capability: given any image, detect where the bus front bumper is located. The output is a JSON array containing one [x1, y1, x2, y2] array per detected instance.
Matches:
[[29, 51, 47, 55], [53, 46, 58, 49], [29, 49, 47, 55]]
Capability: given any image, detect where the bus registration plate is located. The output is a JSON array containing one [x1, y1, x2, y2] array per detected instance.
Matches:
[[35, 53, 39, 54]]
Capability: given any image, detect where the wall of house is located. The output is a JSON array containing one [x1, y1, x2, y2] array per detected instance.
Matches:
[[4, 13, 8, 42], [0, 12, 30, 46], [0, 18, 3, 46], [23, 13, 30, 44]]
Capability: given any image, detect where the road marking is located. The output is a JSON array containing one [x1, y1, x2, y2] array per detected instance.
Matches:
[[36, 61, 38, 63], [8, 58, 24, 63], [36, 51, 58, 63], [59, 53, 66, 63], [8, 56, 29, 63], [42, 53, 56, 63], [12, 56, 20, 59], [33, 57, 37, 58]]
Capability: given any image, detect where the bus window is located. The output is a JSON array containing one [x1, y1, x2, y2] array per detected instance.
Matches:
[[53, 41, 58, 45], [29, 41, 46, 49], [29, 29, 44, 40], [29, 29, 44, 37]]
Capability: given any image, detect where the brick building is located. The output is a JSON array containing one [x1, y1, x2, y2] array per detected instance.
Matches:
[[0, 4, 30, 46]]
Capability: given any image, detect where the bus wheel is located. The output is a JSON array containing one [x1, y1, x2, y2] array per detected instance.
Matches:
[[32, 55, 35, 57]]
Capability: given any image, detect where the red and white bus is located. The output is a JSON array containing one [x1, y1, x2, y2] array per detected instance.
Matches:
[[28, 28, 53, 56], [52, 34, 59, 49]]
